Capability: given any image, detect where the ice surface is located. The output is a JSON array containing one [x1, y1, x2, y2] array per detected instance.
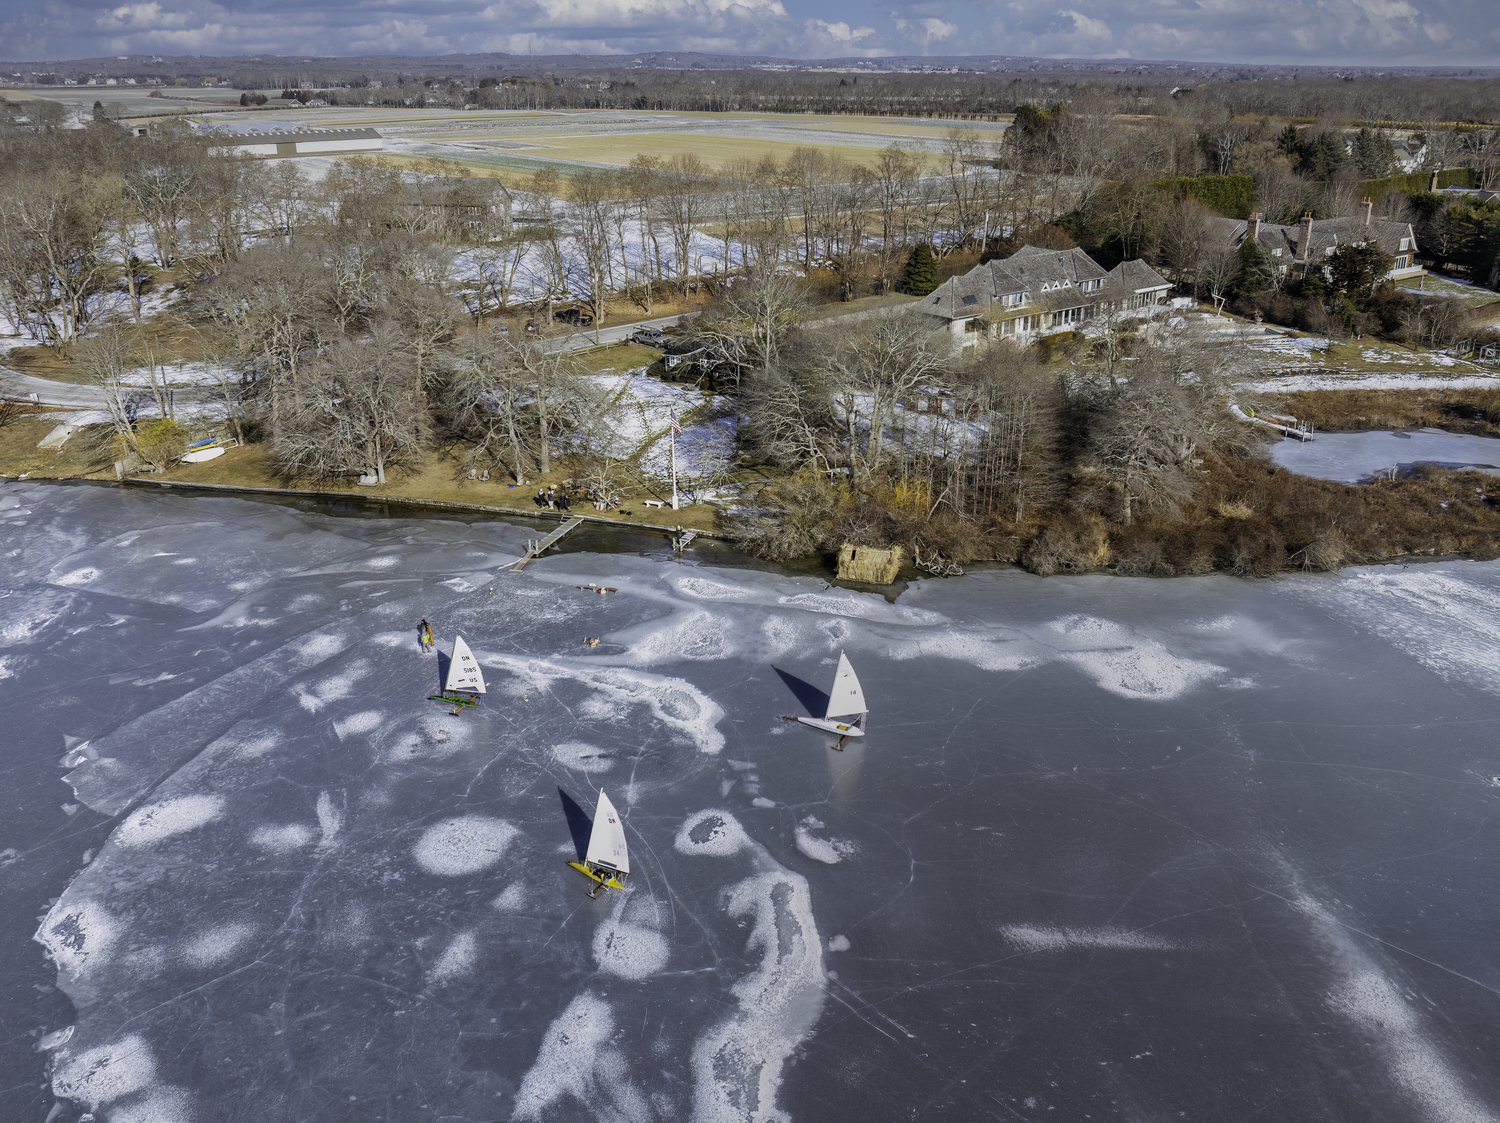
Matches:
[[1272, 429, 1500, 482], [7, 481, 1500, 1122]]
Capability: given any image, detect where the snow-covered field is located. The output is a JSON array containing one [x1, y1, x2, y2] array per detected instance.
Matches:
[[6, 483, 1500, 1121]]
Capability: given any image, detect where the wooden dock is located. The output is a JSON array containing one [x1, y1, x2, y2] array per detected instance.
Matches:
[[513, 518, 585, 570]]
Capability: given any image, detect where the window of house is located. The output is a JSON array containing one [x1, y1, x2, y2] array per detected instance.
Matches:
[[1400, 238, 1410, 251], [1080, 278, 1100, 292], [963, 319, 982, 332], [1004, 292, 1026, 307]]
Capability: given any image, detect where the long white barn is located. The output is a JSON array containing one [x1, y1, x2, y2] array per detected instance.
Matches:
[[205, 128, 383, 158]]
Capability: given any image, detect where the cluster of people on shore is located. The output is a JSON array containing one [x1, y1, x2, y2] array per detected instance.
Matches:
[[534, 486, 574, 511]]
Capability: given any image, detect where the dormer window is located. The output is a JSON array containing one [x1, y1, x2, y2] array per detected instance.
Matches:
[[1400, 238, 1410, 251], [1004, 292, 1027, 307], [1080, 278, 1100, 292]]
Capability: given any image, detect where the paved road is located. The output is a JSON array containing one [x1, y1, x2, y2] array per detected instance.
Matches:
[[552, 311, 698, 350], [2, 368, 107, 409]]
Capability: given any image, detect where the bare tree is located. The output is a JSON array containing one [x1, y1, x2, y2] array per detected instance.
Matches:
[[275, 324, 425, 485], [688, 261, 811, 387]]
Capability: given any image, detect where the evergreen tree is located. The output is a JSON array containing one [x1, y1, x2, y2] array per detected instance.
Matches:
[[1276, 124, 1305, 164], [1445, 201, 1500, 286], [1327, 239, 1394, 297], [1351, 127, 1395, 178], [902, 243, 939, 296], [1302, 132, 1348, 179], [1233, 235, 1277, 298]]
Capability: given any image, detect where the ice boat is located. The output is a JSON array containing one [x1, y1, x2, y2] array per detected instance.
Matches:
[[789, 651, 867, 749], [428, 635, 486, 708], [568, 789, 630, 898]]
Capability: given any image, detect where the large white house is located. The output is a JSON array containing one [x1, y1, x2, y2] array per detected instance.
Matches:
[[915, 245, 1173, 344], [1210, 200, 1423, 283]]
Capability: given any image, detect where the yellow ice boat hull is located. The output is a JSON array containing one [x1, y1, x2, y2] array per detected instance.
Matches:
[[569, 862, 626, 891]]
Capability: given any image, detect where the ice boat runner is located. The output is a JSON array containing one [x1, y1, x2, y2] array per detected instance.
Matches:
[[784, 650, 867, 749], [427, 635, 486, 709], [568, 789, 629, 898]]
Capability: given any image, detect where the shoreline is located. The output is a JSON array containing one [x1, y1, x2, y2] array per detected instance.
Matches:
[[117, 476, 735, 540]]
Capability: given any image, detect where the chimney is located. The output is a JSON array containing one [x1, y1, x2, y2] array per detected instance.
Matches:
[[1361, 197, 1372, 226], [1247, 212, 1261, 242], [1428, 170, 1439, 192], [1296, 212, 1313, 260]]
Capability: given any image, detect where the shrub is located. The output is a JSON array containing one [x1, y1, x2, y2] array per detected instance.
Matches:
[[1020, 510, 1109, 575]]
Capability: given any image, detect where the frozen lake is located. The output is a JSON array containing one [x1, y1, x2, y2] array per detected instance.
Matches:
[[1272, 428, 1500, 483], [4, 481, 1500, 1123]]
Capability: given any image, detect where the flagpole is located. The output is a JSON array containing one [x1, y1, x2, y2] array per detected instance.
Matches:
[[670, 413, 679, 510]]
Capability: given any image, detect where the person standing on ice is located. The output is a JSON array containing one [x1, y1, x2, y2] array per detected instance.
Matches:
[[419, 619, 433, 652]]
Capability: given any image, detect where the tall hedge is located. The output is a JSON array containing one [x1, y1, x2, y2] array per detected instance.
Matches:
[[1361, 168, 1477, 198], [1153, 175, 1254, 219]]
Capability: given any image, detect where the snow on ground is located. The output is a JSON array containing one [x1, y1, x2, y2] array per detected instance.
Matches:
[[1241, 372, 1500, 392], [119, 361, 236, 388], [587, 369, 736, 483]]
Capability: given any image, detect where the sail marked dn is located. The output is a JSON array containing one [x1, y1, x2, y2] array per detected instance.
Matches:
[[445, 635, 487, 695]]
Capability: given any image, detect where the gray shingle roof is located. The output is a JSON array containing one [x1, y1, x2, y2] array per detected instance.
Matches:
[[918, 245, 1169, 324]]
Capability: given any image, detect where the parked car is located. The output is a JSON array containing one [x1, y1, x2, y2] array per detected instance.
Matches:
[[629, 327, 669, 347]]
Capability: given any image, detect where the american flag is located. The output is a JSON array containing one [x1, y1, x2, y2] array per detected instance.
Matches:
[[669, 410, 681, 435]]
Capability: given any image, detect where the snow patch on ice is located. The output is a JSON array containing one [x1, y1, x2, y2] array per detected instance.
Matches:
[[106, 1086, 195, 1123], [39, 900, 118, 982], [183, 922, 257, 967], [493, 654, 726, 754], [1048, 615, 1225, 700], [427, 930, 478, 986], [333, 709, 383, 737], [1290, 882, 1500, 1123], [53, 567, 101, 587], [794, 817, 857, 864], [592, 919, 669, 979], [52, 1032, 157, 1109], [315, 790, 343, 843], [250, 823, 316, 852], [116, 795, 224, 847], [291, 659, 370, 713], [514, 993, 649, 1122], [678, 808, 826, 1123], [675, 809, 751, 858], [0, 587, 74, 644], [491, 882, 529, 911], [1001, 925, 1180, 953], [412, 815, 518, 876], [1296, 568, 1500, 696], [552, 740, 614, 773]]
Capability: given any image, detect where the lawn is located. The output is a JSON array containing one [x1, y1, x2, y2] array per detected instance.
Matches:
[[151, 442, 729, 533], [496, 131, 891, 172], [1396, 272, 1500, 309]]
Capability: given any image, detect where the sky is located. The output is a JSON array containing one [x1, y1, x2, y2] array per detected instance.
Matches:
[[0, 0, 1495, 66]]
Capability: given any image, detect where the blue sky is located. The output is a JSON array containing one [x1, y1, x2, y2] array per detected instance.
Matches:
[[1, 0, 1494, 65]]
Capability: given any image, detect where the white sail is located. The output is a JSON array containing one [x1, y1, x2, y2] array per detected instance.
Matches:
[[585, 789, 629, 874], [444, 635, 487, 695], [823, 651, 867, 719]]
